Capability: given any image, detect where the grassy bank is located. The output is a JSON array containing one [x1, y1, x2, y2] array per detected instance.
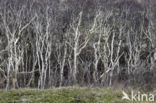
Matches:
[[0, 87, 155, 103]]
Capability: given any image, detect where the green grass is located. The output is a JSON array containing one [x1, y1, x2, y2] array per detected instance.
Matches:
[[0, 87, 155, 103]]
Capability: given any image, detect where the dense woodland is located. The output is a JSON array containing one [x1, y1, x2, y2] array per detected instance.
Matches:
[[0, 0, 156, 90]]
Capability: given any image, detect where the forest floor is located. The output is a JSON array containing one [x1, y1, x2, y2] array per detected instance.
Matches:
[[0, 87, 155, 103]]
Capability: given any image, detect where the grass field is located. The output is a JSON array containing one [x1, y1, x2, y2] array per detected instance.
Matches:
[[0, 87, 155, 103]]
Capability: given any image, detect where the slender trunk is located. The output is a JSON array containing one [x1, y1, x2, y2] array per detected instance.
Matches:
[[12, 72, 17, 89], [73, 47, 77, 84], [60, 44, 67, 86], [6, 64, 10, 91]]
